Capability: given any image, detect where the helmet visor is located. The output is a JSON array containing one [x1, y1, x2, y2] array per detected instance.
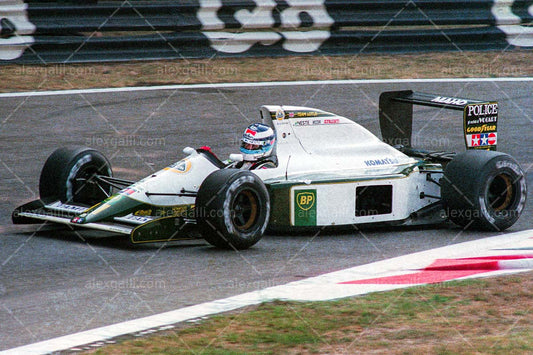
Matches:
[[241, 141, 262, 151]]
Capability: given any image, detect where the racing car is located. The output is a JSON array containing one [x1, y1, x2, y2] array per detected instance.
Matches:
[[12, 91, 527, 249]]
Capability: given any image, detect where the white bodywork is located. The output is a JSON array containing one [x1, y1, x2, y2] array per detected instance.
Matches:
[[251, 106, 444, 227], [16, 105, 445, 232], [116, 147, 218, 207], [256, 105, 417, 180]]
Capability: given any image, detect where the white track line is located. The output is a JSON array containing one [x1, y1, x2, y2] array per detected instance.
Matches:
[[0, 77, 532, 98], [2, 230, 532, 355]]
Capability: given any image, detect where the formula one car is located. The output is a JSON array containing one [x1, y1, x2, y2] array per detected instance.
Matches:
[[13, 91, 527, 249]]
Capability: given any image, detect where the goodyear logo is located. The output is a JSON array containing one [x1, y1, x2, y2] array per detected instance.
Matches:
[[294, 189, 316, 226]]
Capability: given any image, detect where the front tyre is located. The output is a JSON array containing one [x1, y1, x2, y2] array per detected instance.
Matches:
[[196, 169, 270, 249], [441, 150, 527, 231], [39, 146, 113, 206]]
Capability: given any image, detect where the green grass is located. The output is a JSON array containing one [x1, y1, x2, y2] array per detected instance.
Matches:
[[89, 272, 533, 355]]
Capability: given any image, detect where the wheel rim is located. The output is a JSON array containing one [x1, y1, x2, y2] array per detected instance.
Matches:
[[487, 173, 515, 212], [231, 189, 259, 232], [72, 165, 108, 203]]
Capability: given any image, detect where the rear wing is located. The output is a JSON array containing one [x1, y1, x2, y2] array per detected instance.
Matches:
[[379, 91, 498, 151]]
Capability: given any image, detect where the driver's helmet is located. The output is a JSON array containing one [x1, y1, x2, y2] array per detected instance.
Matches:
[[240, 123, 276, 161]]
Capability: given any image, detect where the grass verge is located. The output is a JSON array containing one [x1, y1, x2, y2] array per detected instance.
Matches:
[[86, 272, 532, 354], [2, 50, 532, 93]]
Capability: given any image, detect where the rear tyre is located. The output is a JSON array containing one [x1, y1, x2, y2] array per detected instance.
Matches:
[[196, 169, 270, 249], [39, 146, 113, 206], [441, 150, 527, 231]]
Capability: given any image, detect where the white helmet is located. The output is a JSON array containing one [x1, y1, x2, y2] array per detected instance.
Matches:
[[240, 123, 276, 161]]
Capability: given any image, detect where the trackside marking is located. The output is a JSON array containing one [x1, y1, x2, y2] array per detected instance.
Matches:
[[0, 77, 532, 98], [340, 255, 533, 285], [1, 230, 532, 355]]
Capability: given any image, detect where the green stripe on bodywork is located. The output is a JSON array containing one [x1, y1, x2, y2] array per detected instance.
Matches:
[[80, 194, 143, 224], [131, 216, 195, 243], [79, 193, 194, 224]]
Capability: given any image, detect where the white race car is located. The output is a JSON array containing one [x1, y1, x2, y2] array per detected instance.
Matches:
[[13, 91, 527, 249]]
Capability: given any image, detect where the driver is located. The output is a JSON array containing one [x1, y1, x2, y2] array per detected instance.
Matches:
[[230, 123, 277, 170]]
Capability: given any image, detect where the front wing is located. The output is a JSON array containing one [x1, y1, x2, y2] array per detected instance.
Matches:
[[12, 200, 199, 243]]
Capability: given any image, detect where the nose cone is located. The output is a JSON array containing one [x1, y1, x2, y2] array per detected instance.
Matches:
[[71, 194, 143, 224]]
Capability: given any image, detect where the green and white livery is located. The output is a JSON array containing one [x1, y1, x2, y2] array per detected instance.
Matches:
[[13, 91, 527, 249]]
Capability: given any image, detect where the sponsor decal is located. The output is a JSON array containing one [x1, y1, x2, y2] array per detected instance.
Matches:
[[48, 201, 87, 213], [134, 209, 152, 216], [166, 158, 192, 174], [294, 120, 314, 126], [120, 215, 152, 224], [463, 102, 498, 150], [467, 133, 497, 147], [466, 103, 498, 117], [296, 191, 315, 211], [364, 158, 399, 167], [278, 110, 335, 122], [294, 189, 316, 226], [431, 96, 468, 106], [293, 117, 340, 126], [275, 108, 285, 120], [291, 111, 322, 118], [71, 216, 83, 224], [120, 188, 137, 196], [465, 124, 497, 133]]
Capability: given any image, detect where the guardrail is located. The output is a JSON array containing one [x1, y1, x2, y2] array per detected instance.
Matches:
[[1, 0, 532, 64]]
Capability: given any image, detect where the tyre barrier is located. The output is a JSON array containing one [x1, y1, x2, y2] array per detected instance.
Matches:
[[0, 0, 532, 63]]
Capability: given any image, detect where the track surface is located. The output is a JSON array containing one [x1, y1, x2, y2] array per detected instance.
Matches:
[[0, 80, 531, 350]]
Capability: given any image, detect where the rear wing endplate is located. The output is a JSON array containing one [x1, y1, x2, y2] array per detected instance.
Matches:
[[379, 90, 498, 151]]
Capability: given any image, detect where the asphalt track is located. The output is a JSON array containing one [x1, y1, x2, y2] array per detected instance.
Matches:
[[0, 79, 531, 351]]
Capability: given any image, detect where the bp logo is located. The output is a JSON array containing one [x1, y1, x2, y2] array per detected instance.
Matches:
[[296, 191, 315, 211], [294, 189, 317, 226]]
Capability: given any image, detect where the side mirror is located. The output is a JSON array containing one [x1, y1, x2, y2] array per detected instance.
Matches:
[[183, 147, 196, 156], [229, 153, 244, 162]]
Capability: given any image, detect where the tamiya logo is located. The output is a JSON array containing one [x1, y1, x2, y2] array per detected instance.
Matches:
[[468, 133, 497, 147]]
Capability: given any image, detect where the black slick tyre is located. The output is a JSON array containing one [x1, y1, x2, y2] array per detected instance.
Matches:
[[195, 169, 270, 249], [441, 150, 527, 231], [39, 146, 112, 206]]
